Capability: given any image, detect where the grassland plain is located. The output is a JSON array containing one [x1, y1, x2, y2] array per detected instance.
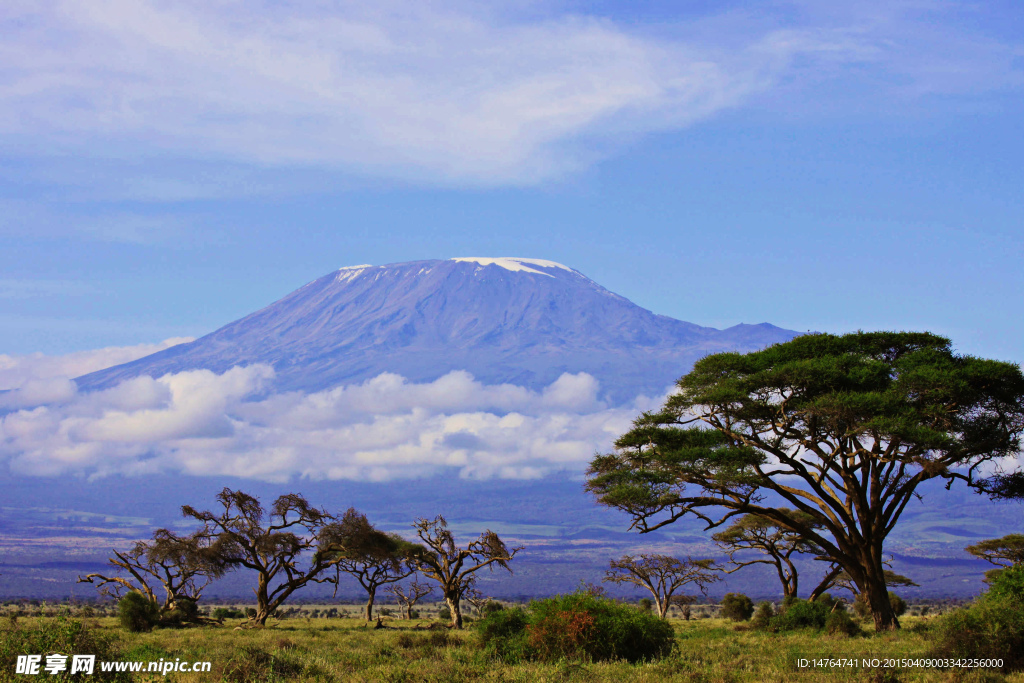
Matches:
[[4, 609, 1024, 683]]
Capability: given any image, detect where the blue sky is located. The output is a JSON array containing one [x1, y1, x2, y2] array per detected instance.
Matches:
[[2, 0, 1023, 366]]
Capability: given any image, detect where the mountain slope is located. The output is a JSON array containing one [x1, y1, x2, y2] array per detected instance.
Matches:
[[75, 258, 798, 402]]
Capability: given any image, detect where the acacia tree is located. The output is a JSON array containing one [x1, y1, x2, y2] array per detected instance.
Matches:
[[603, 554, 719, 619], [78, 529, 224, 614], [965, 534, 1024, 582], [712, 509, 834, 599], [386, 578, 433, 620], [412, 515, 522, 629], [331, 509, 419, 621], [586, 332, 1024, 630], [183, 489, 392, 626]]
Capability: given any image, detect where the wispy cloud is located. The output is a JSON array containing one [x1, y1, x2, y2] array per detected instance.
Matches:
[[0, 362, 664, 482], [4, 1, 1015, 188], [0, 337, 193, 390]]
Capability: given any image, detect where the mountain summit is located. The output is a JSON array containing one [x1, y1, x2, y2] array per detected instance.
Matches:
[[76, 258, 797, 402]]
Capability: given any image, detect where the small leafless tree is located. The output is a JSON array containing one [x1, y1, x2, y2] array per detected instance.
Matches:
[[77, 529, 223, 613], [603, 554, 720, 619], [183, 489, 392, 626], [461, 577, 489, 615], [386, 578, 433, 620], [412, 515, 522, 629]]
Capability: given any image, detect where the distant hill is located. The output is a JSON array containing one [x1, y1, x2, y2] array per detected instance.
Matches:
[[76, 257, 797, 402]]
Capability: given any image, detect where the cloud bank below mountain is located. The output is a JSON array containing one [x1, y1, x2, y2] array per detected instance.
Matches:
[[0, 346, 665, 482]]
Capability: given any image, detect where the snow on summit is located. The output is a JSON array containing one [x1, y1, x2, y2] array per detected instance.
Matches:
[[451, 257, 574, 277]]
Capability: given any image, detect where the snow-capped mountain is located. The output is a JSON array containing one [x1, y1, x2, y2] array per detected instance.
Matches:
[[75, 258, 797, 401]]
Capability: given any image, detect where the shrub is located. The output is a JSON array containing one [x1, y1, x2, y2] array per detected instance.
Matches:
[[825, 609, 860, 636], [476, 591, 674, 664], [852, 594, 871, 619], [930, 565, 1024, 672], [118, 592, 159, 633], [751, 602, 774, 630], [481, 600, 504, 616], [888, 592, 907, 617], [720, 593, 754, 622], [213, 607, 246, 620], [162, 597, 199, 625], [769, 598, 831, 631], [638, 598, 653, 612], [0, 613, 127, 681]]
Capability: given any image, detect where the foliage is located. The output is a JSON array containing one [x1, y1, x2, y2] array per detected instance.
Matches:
[[476, 590, 674, 664], [0, 613, 128, 681], [768, 598, 831, 631], [965, 534, 1024, 572], [638, 598, 653, 612], [750, 602, 774, 630], [603, 554, 719, 618], [586, 331, 1024, 630], [720, 593, 754, 622], [213, 607, 246, 620], [118, 591, 160, 632], [888, 592, 907, 617], [931, 565, 1024, 672], [330, 509, 420, 620], [824, 609, 860, 636]]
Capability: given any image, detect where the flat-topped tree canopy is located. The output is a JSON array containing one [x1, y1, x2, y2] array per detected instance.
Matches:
[[587, 331, 1024, 630]]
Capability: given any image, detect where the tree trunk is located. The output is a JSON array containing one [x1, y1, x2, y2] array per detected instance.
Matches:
[[445, 595, 463, 629], [253, 575, 271, 626], [863, 572, 899, 631], [405, 604, 412, 620], [656, 595, 669, 619], [364, 588, 376, 621]]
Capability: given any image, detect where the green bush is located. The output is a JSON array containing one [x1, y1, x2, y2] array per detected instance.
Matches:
[[638, 598, 653, 612], [720, 593, 754, 622], [118, 592, 160, 633], [162, 597, 199, 625], [213, 607, 246, 620], [750, 602, 774, 630], [476, 608, 531, 662], [888, 592, 907, 617], [930, 565, 1024, 672], [769, 598, 831, 631], [481, 600, 504, 616], [476, 590, 674, 664], [0, 613, 128, 681], [825, 608, 860, 636]]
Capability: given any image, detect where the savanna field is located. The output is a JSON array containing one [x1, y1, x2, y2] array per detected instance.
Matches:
[[2, 602, 1022, 683]]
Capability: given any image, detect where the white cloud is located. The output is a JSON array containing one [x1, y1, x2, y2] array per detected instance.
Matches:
[[11, 1, 1013, 187], [0, 363, 664, 482], [0, 337, 193, 391]]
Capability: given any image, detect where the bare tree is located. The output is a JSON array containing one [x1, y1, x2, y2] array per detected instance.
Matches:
[[603, 554, 719, 618], [412, 515, 522, 629], [78, 529, 223, 613], [330, 509, 418, 621], [386, 578, 433, 620], [182, 489, 392, 626], [712, 509, 830, 599], [461, 577, 489, 615]]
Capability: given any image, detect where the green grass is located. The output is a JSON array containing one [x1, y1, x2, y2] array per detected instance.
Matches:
[[3, 613, 1023, 682]]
